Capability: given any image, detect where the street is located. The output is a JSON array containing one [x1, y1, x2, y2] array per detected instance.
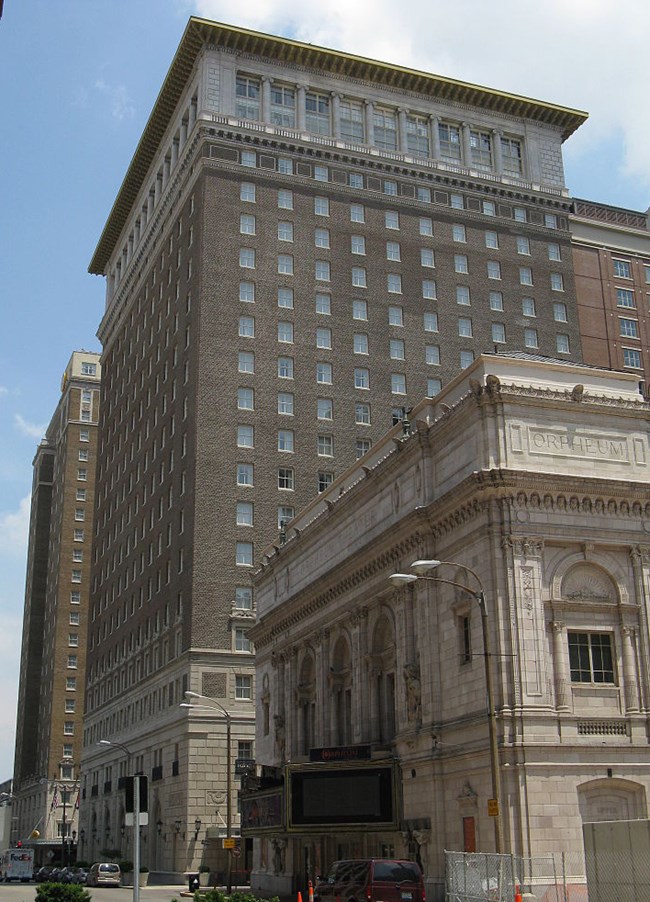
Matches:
[[0, 886, 190, 902]]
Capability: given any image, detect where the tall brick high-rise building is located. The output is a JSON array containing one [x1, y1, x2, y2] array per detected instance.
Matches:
[[82, 17, 587, 877], [13, 351, 101, 865]]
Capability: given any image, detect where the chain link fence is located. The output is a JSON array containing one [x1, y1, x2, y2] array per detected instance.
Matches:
[[445, 850, 588, 901]]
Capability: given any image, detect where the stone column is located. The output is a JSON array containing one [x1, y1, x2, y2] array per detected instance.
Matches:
[[331, 92, 341, 139], [296, 85, 306, 131], [552, 621, 570, 710], [261, 76, 271, 124], [430, 115, 440, 161], [171, 137, 179, 168], [398, 108, 408, 153], [286, 647, 298, 758], [630, 546, 650, 712], [364, 100, 375, 146], [621, 626, 640, 712], [189, 98, 197, 128], [461, 122, 472, 166], [492, 129, 503, 175]]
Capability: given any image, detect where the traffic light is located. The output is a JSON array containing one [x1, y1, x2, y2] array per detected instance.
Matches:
[[124, 775, 148, 813], [16, 841, 22, 848]]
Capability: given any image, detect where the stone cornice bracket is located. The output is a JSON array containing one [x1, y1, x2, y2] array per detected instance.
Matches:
[[485, 373, 501, 397], [503, 536, 544, 557], [630, 546, 650, 567]]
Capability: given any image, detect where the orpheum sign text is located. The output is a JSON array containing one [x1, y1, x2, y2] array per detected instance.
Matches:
[[509, 425, 640, 464]]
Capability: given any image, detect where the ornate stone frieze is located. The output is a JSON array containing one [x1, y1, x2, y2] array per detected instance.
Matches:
[[503, 536, 544, 558]]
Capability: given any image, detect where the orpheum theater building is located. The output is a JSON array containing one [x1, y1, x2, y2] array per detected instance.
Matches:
[[244, 354, 650, 901]]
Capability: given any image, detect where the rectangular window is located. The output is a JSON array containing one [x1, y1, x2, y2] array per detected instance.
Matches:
[[387, 273, 402, 293], [278, 506, 295, 529], [316, 293, 331, 315], [316, 327, 332, 349], [556, 334, 570, 354], [386, 241, 401, 261], [314, 196, 329, 216], [353, 299, 367, 321], [68, 633, 79, 647], [524, 328, 539, 349], [456, 286, 470, 306], [237, 387, 254, 410], [306, 91, 330, 134], [278, 321, 294, 343], [544, 212, 558, 229], [620, 318, 639, 338], [356, 439, 372, 458], [623, 347, 642, 368], [278, 221, 293, 242], [277, 429, 294, 452], [424, 312, 439, 332], [388, 305, 403, 326], [236, 463, 253, 487], [614, 259, 632, 279], [278, 189, 293, 210], [235, 675, 252, 699], [352, 267, 367, 287], [522, 297, 536, 317], [237, 425, 254, 448], [390, 338, 405, 360], [354, 333, 369, 355], [454, 254, 468, 274], [460, 350, 474, 369], [427, 378, 442, 397], [340, 100, 365, 142], [385, 211, 399, 230], [67, 655, 77, 669], [271, 85, 296, 127], [277, 357, 294, 379], [422, 279, 436, 299], [318, 471, 334, 492], [491, 323, 506, 343], [278, 156, 293, 175], [354, 368, 370, 389], [374, 108, 397, 150], [417, 185, 431, 203], [316, 260, 331, 281], [519, 266, 533, 286], [569, 632, 614, 683], [235, 628, 252, 652], [453, 224, 466, 243], [350, 203, 365, 223], [278, 392, 294, 415], [317, 434, 334, 457], [314, 164, 329, 182], [235, 587, 253, 610], [548, 243, 562, 261], [421, 248, 435, 268], [425, 345, 440, 365], [487, 261, 501, 280], [240, 281, 255, 303], [317, 397, 333, 420], [485, 230, 499, 249], [501, 136, 523, 175], [315, 228, 330, 248], [278, 467, 294, 490], [513, 206, 527, 222], [616, 288, 635, 308], [350, 172, 363, 187], [278, 254, 294, 275], [71, 570, 82, 583], [553, 303, 568, 323], [489, 291, 504, 311], [317, 362, 332, 384], [241, 182, 255, 202], [278, 287, 294, 308], [236, 502, 254, 526], [238, 351, 255, 374], [420, 217, 433, 237], [66, 677, 76, 690], [550, 272, 564, 292], [391, 373, 406, 394], [516, 236, 530, 255], [458, 317, 473, 337], [64, 721, 74, 735], [240, 213, 256, 235], [407, 114, 430, 157], [383, 179, 398, 196], [355, 403, 371, 425], [470, 130, 492, 169], [450, 193, 464, 210], [438, 122, 461, 161], [236, 75, 260, 120], [239, 248, 255, 269]]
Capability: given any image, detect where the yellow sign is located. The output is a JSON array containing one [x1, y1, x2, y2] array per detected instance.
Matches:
[[223, 838, 236, 849], [487, 799, 499, 817]]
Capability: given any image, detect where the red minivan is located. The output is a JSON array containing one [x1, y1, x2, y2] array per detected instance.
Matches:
[[314, 859, 425, 902]]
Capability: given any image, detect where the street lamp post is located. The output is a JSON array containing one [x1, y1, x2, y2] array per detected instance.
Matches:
[[181, 691, 233, 893], [98, 739, 140, 902], [389, 559, 504, 854]]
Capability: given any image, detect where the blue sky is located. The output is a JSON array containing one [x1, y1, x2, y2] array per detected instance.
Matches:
[[0, 0, 648, 781]]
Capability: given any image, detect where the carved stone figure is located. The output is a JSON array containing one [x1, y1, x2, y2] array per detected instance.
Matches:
[[271, 838, 286, 874], [404, 663, 422, 725], [274, 714, 285, 762]]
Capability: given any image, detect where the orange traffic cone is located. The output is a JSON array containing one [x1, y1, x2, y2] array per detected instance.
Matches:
[[297, 892, 303, 902], [309, 881, 314, 902], [514, 885, 523, 902]]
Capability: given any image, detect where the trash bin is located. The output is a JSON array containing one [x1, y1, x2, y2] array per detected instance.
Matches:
[[188, 873, 200, 892]]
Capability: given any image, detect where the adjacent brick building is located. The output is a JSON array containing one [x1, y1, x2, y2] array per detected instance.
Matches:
[[82, 17, 589, 877], [12, 351, 101, 865]]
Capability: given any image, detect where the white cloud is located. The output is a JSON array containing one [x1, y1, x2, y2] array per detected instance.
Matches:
[[95, 79, 136, 121], [0, 495, 31, 558], [188, 0, 650, 198], [0, 386, 8, 397], [14, 413, 46, 439]]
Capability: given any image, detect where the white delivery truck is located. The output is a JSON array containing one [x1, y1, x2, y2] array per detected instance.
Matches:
[[1, 847, 34, 882]]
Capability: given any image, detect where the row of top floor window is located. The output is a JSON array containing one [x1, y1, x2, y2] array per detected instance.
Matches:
[[235, 74, 525, 176]]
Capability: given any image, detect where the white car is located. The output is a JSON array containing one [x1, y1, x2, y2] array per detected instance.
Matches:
[[87, 862, 121, 887]]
